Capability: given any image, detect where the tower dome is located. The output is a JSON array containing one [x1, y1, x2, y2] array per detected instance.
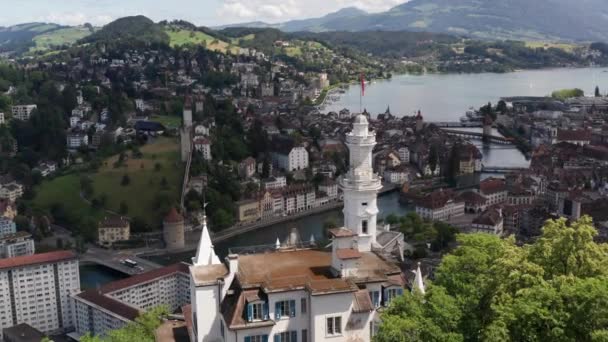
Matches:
[[353, 113, 368, 125]]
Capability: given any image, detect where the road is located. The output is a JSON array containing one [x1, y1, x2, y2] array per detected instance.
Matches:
[[81, 246, 163, 275]]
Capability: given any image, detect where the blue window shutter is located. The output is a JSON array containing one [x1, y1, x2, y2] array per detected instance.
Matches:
[[290, 300, 296, 317], [291, 331, 297, 342], [372, 291, 380, 307], [262, 335, 269, 342], [274, 335, 280, 342], [247, 304, 253, 322], [245, 337, 251, 342], [263, 302, 269, 320], [275, 302, 281, 319]]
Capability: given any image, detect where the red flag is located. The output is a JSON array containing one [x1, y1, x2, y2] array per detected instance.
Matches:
[[360, 73, 365, 97]]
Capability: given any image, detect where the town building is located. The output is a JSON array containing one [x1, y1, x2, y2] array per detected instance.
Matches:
[[236, 199, 260, 223], [0, 183, 23, 202], [479, 177, 508, 206], [98, 216, 130, 247], [186, 114, 409, 342], [239, 157, 257, 179], [2, 323, 46, 342], [0, 200, 17, 220], [318, 179, 339, 201], [193, 137, 212, 161], [66, 132, 89, 150], [263, 176, 286, 190], [555, 129, 592, 146], [471, 208, 504, 235], [11, 105, 37, 121], [415, 189, 465, 222], [271, 137, 309, 172], [33, 162, 57, 177], [163, 208, 185, 250], [72, 263, 191, 339], [0, 251, 79, 337], [383, 166, 410, 185], [0, 112, 4, 125], [0, 232, 35, 258], [0, 217, 15, 237]]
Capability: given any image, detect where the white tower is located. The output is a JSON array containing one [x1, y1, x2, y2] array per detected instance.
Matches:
[[340, 114, 382, 252]]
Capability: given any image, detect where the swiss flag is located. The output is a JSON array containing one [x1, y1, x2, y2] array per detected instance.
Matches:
[[360, 73, 365, 97]]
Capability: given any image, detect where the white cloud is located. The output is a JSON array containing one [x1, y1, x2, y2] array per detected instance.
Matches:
[[38, 12, 114, 26], [217, 0, 408, 24]]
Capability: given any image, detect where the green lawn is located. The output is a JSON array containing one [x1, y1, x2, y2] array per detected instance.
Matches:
[[166, 28, 239, 53], [90, 137, 183, 226], [31, 138, 183, 230], [150, 114, 182, 129], [30, 173, 104, 224], [31, 26, 94, 52]]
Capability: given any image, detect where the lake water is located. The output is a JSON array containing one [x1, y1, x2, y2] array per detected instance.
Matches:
[[324, 68, 608, 121]]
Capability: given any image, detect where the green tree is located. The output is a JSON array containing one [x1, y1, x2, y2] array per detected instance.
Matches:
[[81, 305, 169, 342], [377, 216, 608, 342]]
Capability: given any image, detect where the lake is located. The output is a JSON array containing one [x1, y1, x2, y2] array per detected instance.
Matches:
[[323, 68, 608, 121]]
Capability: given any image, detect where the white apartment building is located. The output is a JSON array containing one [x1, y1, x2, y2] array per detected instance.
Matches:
[[415, 189, 465, 222], [0, 251, 80, 337], [0, 217, 15, 237], [272, 140, 309, 172], [11, 105, 37, 121], [0, 232, 35, 258], [67, 132, 89, 150], [186, 115, 411, 342], [0, 183, 23, 202], [471, 209, 504, 236], [263, 176, 287, 190], [0, 112, 4, 125], [383, 167, 409, 185], [318, 180, 338, 201], [397, 146, 410, 164], [72, 263, 191, 339], [193, 137, 212, 161]]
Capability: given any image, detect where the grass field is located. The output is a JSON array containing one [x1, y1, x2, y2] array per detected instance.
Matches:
[[31, 26, 94, 52], [30, 173, 104, 224], [166, 28, 238, 53], [31, 137, 183, 229], [90, 137, 183, 226], [150, 114, 182, 129], [525, 41, 577, 52]]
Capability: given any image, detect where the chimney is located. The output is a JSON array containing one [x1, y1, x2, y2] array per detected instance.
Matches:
[[227, 254, 239, 274]]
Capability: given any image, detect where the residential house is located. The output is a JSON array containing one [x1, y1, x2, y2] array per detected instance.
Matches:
[[479, 177, 508, 206], [67, 132, 89, 150], [415, 189, 465, 222], [0, 217, 16, 237], [193, 137, 212, 161], [98, 216, 130, 247], [271, 137, 309, 172], [471, 208, 504, 236], [11, 105, 37, 121], [555, 129, 592, 146], [239, 157, 257, 179], [0, 231, 35, 258], [263, 176, 287, 190]]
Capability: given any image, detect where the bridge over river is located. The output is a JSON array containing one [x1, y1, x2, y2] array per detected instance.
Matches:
[[441, 128, 513, 145]]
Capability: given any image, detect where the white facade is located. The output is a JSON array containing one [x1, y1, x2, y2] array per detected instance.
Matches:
[[263, 177, 287, 190], [383, 169, 409, 185], [397, 147, 410, 164], [0, 183, 23, 202], [0, 251, 79, 337], [67, 133, 89, 150], [194, 139, 212, 161], [11, 105, 37, 121], [340, 115, 382, 251], [0, 217, 16, 237], [416, 200, 465, 222], [273, 147, 309, 172], [0, 233, 35, 258], [0, 112, 4, 125]]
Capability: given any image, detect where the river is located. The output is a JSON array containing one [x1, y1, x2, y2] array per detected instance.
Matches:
[[86, 68, 601, 276], [323, 68, 608, 121]]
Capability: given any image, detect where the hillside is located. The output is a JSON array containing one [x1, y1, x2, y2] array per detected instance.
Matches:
[[81, 15, 169, 45], [0, 23, 64, 53], [234, 0, 608, 42]]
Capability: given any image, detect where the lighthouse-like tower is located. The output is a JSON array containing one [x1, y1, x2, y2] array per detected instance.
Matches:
[[340, 114, 382, 252]]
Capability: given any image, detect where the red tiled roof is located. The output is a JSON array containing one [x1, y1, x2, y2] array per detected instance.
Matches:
[[100, 263, 190, 294], [456, 191, 487, 205], [336, 248, 362, 260], [0, 251, 76, 270], [480, 178, 506, 195], [164, 208, 183, 223], [417, 189, 459, 210], [557, 129, 591, 142]]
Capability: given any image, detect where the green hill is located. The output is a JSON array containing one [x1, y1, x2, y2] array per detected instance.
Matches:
[[31, 26, 96, 52], [81, 15, 169, 45]]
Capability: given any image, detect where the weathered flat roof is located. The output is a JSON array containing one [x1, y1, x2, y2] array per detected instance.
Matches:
[[190, 263, 229, 286], [155, 320, 190, 342]]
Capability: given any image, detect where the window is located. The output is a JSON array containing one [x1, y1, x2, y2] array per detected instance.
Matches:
[[302, 329, 308, 342], [370, 291, 381, 308], [362, 202, 368, 206], [275, 300, 295, 319], [362, 220, 368, 234], [245, 335, 268, 342], [326, 316, 342, 336], [274, 331, 297, 342], [300, 298, 307, 314], [384, 288, 403, 305]]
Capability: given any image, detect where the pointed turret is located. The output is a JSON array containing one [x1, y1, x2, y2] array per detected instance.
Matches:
[[192, 214, 220, 266], [412, 262, 426, 295]]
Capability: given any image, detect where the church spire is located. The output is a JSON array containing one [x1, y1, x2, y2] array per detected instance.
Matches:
[[193, 207, 220, 266]]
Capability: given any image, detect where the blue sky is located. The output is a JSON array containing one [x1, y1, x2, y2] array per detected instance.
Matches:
[[0, 0, 406, 27]]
